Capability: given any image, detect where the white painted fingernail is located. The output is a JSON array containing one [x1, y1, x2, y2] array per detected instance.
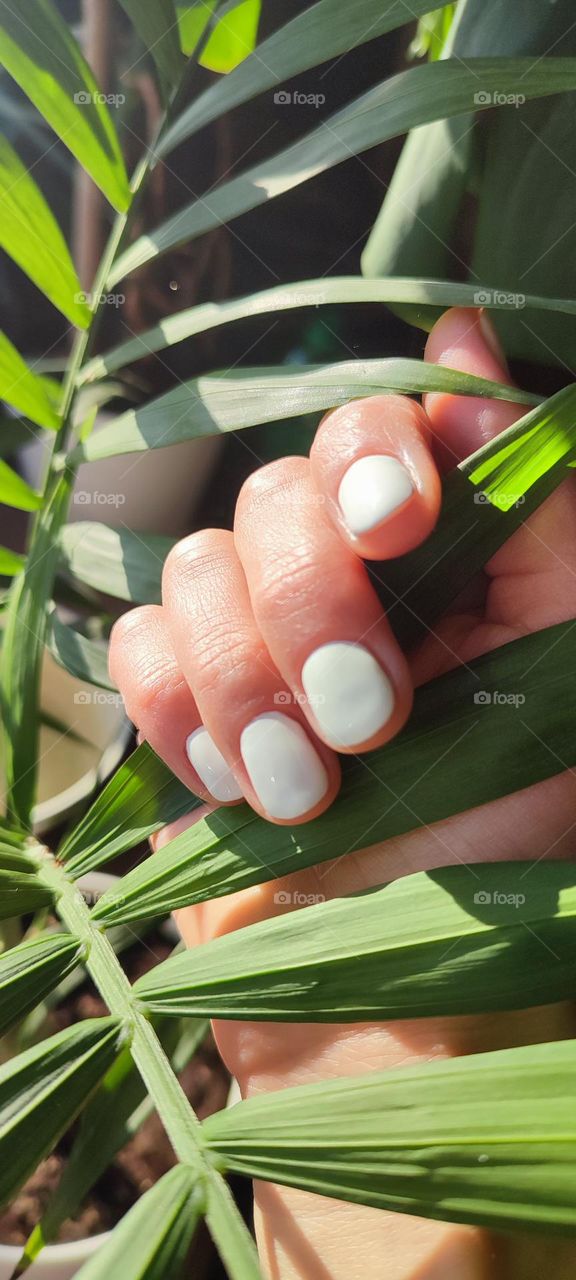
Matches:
[[302, 642, 395, 747], [240, 713, 328, 820], [186, 728, 243, 802], [338, 454, 414, 535]]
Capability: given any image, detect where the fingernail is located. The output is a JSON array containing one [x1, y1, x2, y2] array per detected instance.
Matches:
[[186, 728, 243, 802], [240, 713, 329, 820], [302, 642, 395, 747], [479, 310, 508, 370], [338, 454, 414, 536]]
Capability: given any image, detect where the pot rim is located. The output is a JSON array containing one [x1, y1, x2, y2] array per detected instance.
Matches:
[[0, 1232, 109, 1261]]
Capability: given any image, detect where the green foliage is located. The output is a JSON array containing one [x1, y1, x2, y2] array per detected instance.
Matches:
[[0, 4, 575, 1277], [204, 1038, 576, 1234]]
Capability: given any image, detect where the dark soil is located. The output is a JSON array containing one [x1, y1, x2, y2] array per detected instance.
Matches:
[[0, 925, 231, 1252]]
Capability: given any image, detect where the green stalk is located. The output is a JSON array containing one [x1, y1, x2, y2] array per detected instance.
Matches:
[[31, 846, 261, 1275], [0, 45, 206, 826]]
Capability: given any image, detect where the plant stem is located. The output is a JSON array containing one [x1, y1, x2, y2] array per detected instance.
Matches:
[[31, 846, 262, 1276], [33, 848, 204, 1163]]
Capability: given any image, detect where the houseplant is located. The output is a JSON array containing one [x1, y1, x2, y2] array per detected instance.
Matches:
[[2, 0, 576, 1276]]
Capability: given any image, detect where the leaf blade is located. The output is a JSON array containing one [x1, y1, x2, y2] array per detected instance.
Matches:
[[0, 332, 59, 430], [0, 0, 130, 211], [204, 1037, 576, 1235], [59, 742, 198, 876], [59, 523, 176, 604], [117, 0, 185, 99], [72, 360, 535, 464], [134, 862, 576, 1020], [110, 57, 576, 282], [163, 0, 452, 154], [0, 1018, 121, 1208], [72, 1165, 202, 1280], [0, 459, 41, 513], [0, 933, 82, 1037], [0, 136, 89, 327], [80, 277, 576, 384], [0, 869, 54, 921]]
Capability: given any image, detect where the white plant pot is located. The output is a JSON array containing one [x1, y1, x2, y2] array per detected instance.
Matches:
[[0, 644, 130, 836], [0, 1232, 107, 1279], [20, 415, 222, 538]]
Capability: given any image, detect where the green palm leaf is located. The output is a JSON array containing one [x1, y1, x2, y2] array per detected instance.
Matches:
[[0, 0, 130, 211], [134, 862, 576, 1021], [71, 361, 534, 464], [109, 58, 576, 284], [80, 277, 576, 384], [0, 136, 89, 327], [204, 1037, 576, 1235]]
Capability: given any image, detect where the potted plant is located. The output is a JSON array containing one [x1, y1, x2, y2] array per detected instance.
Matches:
[[1, 1, 576, 1278]]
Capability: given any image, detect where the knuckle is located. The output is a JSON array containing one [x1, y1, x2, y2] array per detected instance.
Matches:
[[253, 544, 319, 612], [109, 606, 185, 723], [163, 529, 233, 593], [109, 605, 158, 671], [237, 457, 308, 516]]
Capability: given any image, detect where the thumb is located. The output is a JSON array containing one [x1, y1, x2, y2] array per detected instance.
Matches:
[[423, 307, 522, 469]]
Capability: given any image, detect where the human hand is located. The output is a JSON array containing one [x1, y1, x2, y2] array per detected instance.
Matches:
[[111, 308, 576, 1279]]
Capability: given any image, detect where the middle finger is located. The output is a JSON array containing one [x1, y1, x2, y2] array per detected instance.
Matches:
[[234, 456, 413, 753]]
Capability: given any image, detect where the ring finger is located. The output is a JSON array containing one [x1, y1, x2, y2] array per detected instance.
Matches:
[[162, 528, 340, 824]]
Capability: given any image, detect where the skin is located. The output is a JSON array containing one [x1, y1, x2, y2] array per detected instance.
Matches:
[[110, 309, 576, 1279]]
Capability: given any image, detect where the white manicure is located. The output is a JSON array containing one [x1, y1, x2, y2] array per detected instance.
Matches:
[[240, 713, 328, 820], [186, 728, 243, 802], [338, 454, 414, 536], [302, 642, 395, 747]]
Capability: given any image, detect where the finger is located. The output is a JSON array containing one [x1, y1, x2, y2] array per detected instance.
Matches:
[[423, 306, 522, 467], [109, 605, 244, 805], [162, 528, 340, 824], [233, 456, 413, 753], [422, 306, 576, 642], [309, 394, 441, 560]]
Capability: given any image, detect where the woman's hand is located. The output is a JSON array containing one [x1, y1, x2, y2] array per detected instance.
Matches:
[[110, 308, 576, 1279]]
